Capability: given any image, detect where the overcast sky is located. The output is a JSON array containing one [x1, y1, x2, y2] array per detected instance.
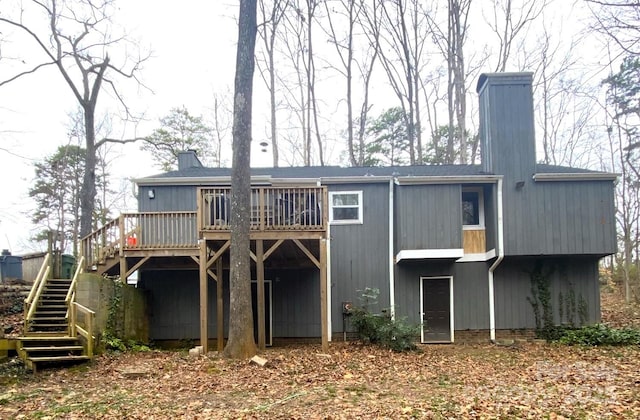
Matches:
[[0, 1, 254, 254]]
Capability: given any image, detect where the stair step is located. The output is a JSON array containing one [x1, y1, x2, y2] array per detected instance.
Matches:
[[31, 317, 67, 321], [18, 335, 77, 341], [28, 355, 90, 363], [23, 345, 83, 352]]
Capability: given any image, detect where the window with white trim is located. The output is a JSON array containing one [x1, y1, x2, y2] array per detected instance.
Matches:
[[329, 191, 363, 224], [462, 188, 484, 228]]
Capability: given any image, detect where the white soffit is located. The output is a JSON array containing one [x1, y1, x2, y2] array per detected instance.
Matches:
[[396, 248, 464, 263]]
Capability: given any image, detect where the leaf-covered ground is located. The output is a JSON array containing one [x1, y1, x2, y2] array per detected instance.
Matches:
[[0, 285, 638, 419]]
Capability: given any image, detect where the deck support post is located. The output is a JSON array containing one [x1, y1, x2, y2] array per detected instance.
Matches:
[[320, 238, 328, 352], [256, 240, 266, 350], [199, 239, 208, 353], [217, 256, 224, 352]]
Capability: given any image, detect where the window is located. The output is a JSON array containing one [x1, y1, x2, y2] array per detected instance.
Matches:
[[329, 191, 363, 224], [462, 188, 484, 228]]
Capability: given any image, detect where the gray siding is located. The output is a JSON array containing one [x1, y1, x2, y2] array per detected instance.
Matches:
[[393, 261, 454, 327], [483, 185, 497, 252], [452, 262, 490, 330], [140, 267, 321, 340], [393, 261, 489, 330], [329, 183, 390, 332], [478, 73, 537, 182], [494, 257, 601, 329], [395, 184, 462, 251], [138, 185, 197, 212], [503, 181, 616, 256]]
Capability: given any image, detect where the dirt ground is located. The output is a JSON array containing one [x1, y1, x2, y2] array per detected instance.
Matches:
[[0, 285, 639, 419]]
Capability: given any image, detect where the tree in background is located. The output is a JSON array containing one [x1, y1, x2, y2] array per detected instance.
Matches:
[[30, 145, 94, 257], [603, 55, 640, 303], [362, 107, 411, 166], [224, 0, 258, 359], [0, 0, 148, 237], [142, 107, 217, 171]]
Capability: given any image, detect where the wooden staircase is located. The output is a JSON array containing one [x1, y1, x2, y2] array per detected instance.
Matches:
[[19, 255, 94, 372]]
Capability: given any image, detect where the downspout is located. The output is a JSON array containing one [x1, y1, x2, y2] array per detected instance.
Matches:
[[488, 177, 504, 342], [389, 178, 395, 319], [323, 180, 332, 341]]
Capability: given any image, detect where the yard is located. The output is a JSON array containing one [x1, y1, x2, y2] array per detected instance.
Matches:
[[0, 286, 639, 419]]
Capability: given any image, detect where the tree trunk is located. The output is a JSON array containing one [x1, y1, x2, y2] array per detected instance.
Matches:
[[224, 0, 258, 359], [80, 106, 97, 237]]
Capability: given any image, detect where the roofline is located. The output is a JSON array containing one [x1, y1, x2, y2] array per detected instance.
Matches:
[[533, 173, 618, 182], [320, 176, 392, 184], [135, 176, 272, 186], [395, 175, 502, 185]]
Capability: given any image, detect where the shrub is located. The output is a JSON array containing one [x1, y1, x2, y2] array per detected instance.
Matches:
[[558, 324, 640, 346], [350, 288, 419, 352]]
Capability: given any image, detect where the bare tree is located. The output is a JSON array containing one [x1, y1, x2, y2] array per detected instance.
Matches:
[[376, 0, 425, 164], [224, 0, 259, 359], [0, 0, 148, 236], [586, 0, 640, 57], [257, 0, 289, 167], [485, 0, 547, 72]]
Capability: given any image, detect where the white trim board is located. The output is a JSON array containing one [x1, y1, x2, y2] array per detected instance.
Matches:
[[457, 249, 496, 262], [396, 248, 464, 263]]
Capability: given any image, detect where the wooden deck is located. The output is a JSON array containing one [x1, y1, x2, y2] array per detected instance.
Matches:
[[80, 186, 330, 352]]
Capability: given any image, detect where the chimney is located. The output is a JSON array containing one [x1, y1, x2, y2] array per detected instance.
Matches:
[[177, 150, 204, 171], [477, 72, 536, 183]]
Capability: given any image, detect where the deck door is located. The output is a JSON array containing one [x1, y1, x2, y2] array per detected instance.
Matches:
[[251, 280, 273, 346], [420, 276, 454, 343]]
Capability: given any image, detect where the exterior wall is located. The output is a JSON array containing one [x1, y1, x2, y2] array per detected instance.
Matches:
[[501, 180, 616, 256], [494, 256, 601, 330], [328, 182, 391, 333], [138, 185, 197, 212], [483, 184, 497, 252], [393, 260, 454, 327], [394, 261, 489, 331], [139, 267, 321, 341], [395, 184, 462, 251]]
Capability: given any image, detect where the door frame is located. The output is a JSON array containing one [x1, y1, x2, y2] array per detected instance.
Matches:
[[420, 276, 454, 343], [251, 279, 273, 346]]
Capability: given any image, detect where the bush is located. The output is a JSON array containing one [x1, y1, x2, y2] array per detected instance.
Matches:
[[558, 324, 640, 346], [350, 288, 419, 352]]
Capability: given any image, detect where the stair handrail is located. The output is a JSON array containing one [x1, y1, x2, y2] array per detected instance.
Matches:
[[24, 253, 51, 307], [65, 255, 85, 305], [71, 301, 95, 358], [25, 265, 51, 322]]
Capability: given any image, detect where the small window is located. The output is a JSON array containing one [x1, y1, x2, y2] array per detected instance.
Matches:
[[462, 189, 484, 228], [329, 191, 363, 224]]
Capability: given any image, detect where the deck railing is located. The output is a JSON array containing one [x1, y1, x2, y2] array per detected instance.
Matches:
[[198, 186, 327, 232], [82, 212, 198, 268], [81, 187, 327, 267]]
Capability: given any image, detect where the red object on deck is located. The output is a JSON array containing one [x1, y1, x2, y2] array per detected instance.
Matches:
[[126, 236, 137, 246]]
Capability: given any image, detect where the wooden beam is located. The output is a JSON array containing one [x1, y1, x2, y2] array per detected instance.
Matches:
[[192, 256, 219, 281], [320, 238, 328, 352], [293, 239, 320, 269], [217, 257, 224, 352], [199, 240, 208, 354], [206, 240, 230, 269], [119, 256, 127, 284], [250, 250, 257, 263], [264, 239, 284, 261], [256, 240, 266, 350], [125, 256, 150, 279]]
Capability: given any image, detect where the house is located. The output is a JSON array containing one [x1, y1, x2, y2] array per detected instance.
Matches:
[[81, 72, 616, 350]]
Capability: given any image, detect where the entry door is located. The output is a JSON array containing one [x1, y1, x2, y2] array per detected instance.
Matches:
[[420, 277, 453, 343], [251, 280, 273, 346]]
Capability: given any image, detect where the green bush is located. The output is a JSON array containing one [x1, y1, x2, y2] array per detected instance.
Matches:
[[350, 287, 419, 352], [558, 324, 640, 346]]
